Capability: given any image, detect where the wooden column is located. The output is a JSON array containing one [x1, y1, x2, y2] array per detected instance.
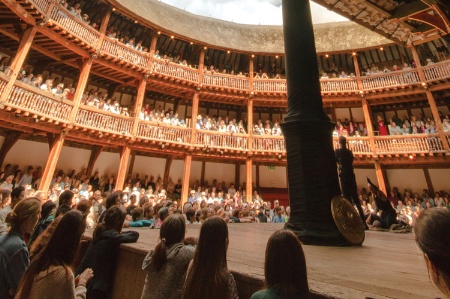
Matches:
[[374, 161, 389, 195], [190, 92, 200, 144], [86, 146, 104, 177], [361, 97, 377, 155], [181, 154, 192, 205], [132, 78, 147, 135], [116, 146, 131, 190], [235, 162, 240, 189], [200, 161, 206, 186], [255, 164, 260, 190], [163, 157, 173, 187], [149, 34, 158, 57], [247, 97, 253, 150], [411, 47, 450, 152], [39, 133, 65, 191], [127, 152, 136, 176], [249, 56, 254, 89], [0, 26, 36, 103], [422, 168, 434, 196], [96, 9, 111, 49], [246, 158, 252, 203], [198, 49, 205, 83], [69, 58, 93, 122], [0, 131, 22, 169]]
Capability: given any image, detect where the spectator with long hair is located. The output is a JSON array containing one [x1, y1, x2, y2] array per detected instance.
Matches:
[[76, 206, 139, 299], [15, 210, 93, 299], [414, 208, 450, 297], [182, 216, 238, 299], [251, 230, 310, 298], [0, 197, 41, 298], [141, 214, 196, 299]]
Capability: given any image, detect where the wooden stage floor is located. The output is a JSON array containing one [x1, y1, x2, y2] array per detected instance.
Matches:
[[88, 223, 442, 299]]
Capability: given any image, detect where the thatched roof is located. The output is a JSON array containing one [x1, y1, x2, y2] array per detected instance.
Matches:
[[109, 0, 394, 54]]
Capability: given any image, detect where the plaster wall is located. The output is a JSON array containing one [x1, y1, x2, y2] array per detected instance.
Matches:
[[259, 165, 287, 188]]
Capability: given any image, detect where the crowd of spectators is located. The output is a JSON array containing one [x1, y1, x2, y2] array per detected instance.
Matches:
[[376, 112, 450, 136]]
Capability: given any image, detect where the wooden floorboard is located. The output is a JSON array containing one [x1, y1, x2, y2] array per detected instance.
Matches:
[[85, 223, 442, 299]]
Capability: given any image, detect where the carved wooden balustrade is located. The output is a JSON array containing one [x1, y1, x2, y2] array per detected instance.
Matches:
[[253, 79, 287, 93], [361, 69, 421, 90], [320, 78, 359, 93], [151, 59, 199, 84], [0, 75, 7, 97], [373, 134, 446, 155], [252, 135, 286, 152], [75, 106, 133, 134], [137, 121, 192, 144], [332, 137, 372, 155], [196, 131, 248, 150], [31, 0, 50, 14], [48, 4, 100, 50], [422, 61, 450, 82], [1, 75, 73, 123], [101, 37, 149, 70], [202, 73, 250, 91]]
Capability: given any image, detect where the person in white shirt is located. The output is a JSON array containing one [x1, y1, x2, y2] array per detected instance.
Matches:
[[40, 79, 53, 92], [18, 166, 33, 187]]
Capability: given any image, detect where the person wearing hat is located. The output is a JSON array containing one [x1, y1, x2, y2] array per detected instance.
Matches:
[[188, 190, 197, 203], [28, 200, 56, 247]]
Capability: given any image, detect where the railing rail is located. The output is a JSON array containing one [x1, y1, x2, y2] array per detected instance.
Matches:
[[252, 135, 286, 152], [253, 79, 287, 93], [422, 60, 450, 82], [101, 37, 149, 69], [152, 59, 199, 83], [333, 137, 372, 155], [320, 78, 359, 93], [3, 79, 73, 122], [75, 105, 133, 134], [137, 121, 192, 144], [202, 73, 250, 91], [361, 69, 421, 90], [49, 4, 100, 47], [373, 134, 445, 154], [196, 130, 248, 150], [29, 0, 50, 14]]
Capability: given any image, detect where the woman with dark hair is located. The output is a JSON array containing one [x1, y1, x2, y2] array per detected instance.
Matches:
[[0, 197, 41, 298], [76, 206, 139, 299], [15, 210, 93, 299], [141, 214, 196, 299], [251, 230, 310, 299], [414, 208, 450, 297], [182, 216, 238, 299]]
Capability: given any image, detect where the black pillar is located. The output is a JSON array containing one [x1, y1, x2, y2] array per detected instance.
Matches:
[[281, 0, 347, 245]]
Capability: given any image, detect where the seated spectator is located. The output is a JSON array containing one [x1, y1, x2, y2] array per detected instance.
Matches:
[[414, 208, 450, 297], [76, 206, 139, 298], [182, 216, 238, 299], [141, 214, 196, 299], [15, 210, 93, 299], [251, 230, 310, 299], [272, 206, 285, 223], [0, 197, 41, 298]]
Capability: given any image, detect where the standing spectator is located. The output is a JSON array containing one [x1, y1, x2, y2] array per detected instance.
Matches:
[[0, 187, 25, 236]]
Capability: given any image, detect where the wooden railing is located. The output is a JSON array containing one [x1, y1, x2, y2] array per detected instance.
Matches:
[[196, 131, 248, 150], [137, 121, 192, 144], [333, 137, 372, 155], [361, 69, 421, 90], [320, 78, 359, 93], [49, 5, 100, 47], [75, 106, 133, 134], [151, 59, 199, 83], [2, 79, 73, 122], [31, 0, 50, 14], [252, 135, 285, 152], [202, 73, 250, 91], [101, 37, 149, 69], [0, 75, 7, 96], [253, 79, 287, 93], [422, 60, 450, 82], [373, 134, 445, 154]]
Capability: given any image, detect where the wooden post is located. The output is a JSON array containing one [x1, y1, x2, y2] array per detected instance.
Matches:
[[198, 48, 205, 83], [422, 168, 434, 196], [132, 78, 147, 135], [235, 162, 240, 189], [190, 92, 200, 144], [69, 58, 93, 122], [127, 152, 136, 176], [181, 154, 192, 205], [116, 146, 131, 190], [247, 97, 253, 150], [361, 97, 377, 155], [374, 161, 389, 195], [86, 146, 104, 177], [163, 157, 173, 187], [0, 131, 22, 169], [0, 26, 36, 103], [411, 47, 450, 152], [96, 9, 111, 49], [149, 34, 158, 58], [249, 56, 254, 89], [256, 164, 260, 190], [246, 158, 252, 203], [200, 161, 206, 186], [39, 133, 65, 191]]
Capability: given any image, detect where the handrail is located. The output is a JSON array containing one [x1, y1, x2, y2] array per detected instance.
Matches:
[[196, 130, 249, 150], [48, 4, 100, 47], [202, 73, 250, 91], [2, 78, 74, 122], [75, 105, 134, 134], [373, 134, 445, 154], [422, 60, 450, 82], [333, 137, 372, 155], [253, 79, 286, 93], [361, 69, 421, 90], [30, 0, 50, 15], [101, 36, 149, 69], [137, 121, 192, 144], [320, 78, 359, 93], [152, 59, 199, 83], [252, 135, 285, 152]]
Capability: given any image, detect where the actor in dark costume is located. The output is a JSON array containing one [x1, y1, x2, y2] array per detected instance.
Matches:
[[367, 179, 398, 229], [335, 136, 367, 227]]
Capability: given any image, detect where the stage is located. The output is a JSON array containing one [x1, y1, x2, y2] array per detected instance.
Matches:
[[84, 223, 442, 299]]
